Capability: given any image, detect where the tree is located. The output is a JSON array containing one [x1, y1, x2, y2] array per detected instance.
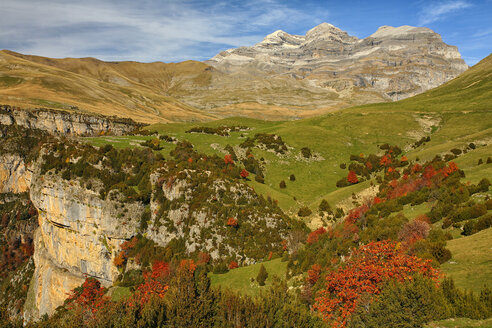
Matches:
[[240, 169, 249, 179], [224, 154, 234, 164], [319, 199, 331, 213], [290, 174, 296, 181], [350, 275, 451, 328], [226, 217, 238, 227], [279, 180, 286, 189], [347, 171, 358, 184], [298, 207, 313, 217], [256, 264, 268, 286], [313, 240, 440, 327], [398, 219, 430, 245], [301, 147, 312, 158]]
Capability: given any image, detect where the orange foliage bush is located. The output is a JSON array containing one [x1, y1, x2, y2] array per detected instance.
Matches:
[[226, 217, 238, 227], [307, 227, 327, 244], [313, 240, 439, 328], [347, 171, 358, 184], [240, 169, 249, 179], [224, 154, 234, 164]]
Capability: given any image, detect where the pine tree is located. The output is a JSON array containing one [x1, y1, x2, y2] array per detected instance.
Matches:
[[256, 264, 268, 286]]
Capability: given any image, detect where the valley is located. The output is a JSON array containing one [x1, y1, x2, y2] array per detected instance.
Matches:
[[0, 20, 491, 328]]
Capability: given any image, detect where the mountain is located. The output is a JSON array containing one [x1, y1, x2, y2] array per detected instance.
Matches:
[[0, 50, 216, 123], [0, 23, 468, 122], [206, 23, 468, 111]]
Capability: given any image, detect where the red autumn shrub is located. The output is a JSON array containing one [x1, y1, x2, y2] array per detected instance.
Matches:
[[398, 219, 430, 245], [224, 154, 234, 164], [228, 261, 238, 270], [226, 217, 238, 227], [66, 277, 109, 317], [307, 227, 327, 244], [179, 259, 197, 275], [197, 252, 211, 265], [347, 171, 358, 184], [380, 155, 391, 166], [313, 240, 439, 328], [307, 264, 322, 285], [240, 169, 249, 179]]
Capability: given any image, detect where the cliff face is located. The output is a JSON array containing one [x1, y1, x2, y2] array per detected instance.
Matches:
[[24, 169, 143, 321], [0, 105, 143, 136], [0, 154, 32, 194]]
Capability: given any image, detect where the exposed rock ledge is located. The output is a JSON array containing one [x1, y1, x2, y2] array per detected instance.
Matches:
[[0, 154, 32, 193], [0, 105, 144, 136]]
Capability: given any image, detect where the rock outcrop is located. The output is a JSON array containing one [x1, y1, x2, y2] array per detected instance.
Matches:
[[0, 154, 32, 193], [0, 105, 144, 136], [146, 166, 292, 264], [24, 168, 143, 321]]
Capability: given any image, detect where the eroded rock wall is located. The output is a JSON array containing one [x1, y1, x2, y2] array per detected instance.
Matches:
[[0, 105, 143, 136], [0, 154, 32, 193], [24, 170, 143, 321]]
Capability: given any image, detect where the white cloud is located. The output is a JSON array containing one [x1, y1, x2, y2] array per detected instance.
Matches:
[[0, 0, 329, 62], [418, 1, 472, 25]]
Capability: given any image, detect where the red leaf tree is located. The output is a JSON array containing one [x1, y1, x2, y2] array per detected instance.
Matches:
[[313, 240, 439, 328], [66, 277, 109, 317], [240, 169, 249, 179], [224, 154, 234, 164], [347, 171, 358, 184]]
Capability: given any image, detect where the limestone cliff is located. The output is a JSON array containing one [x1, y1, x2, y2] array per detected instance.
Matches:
[[0, 105, 143, 136], [0, 154, 32, 194], [24, 168, 143, 321]]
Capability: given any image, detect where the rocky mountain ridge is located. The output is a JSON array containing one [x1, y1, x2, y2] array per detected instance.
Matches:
[[207, 23, 468, 102], [0, 23, 469, 121]]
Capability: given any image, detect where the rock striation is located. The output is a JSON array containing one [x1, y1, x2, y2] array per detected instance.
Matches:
[[0, 154, 32, 193], [24, 166, 143, 321], [0, 105, 144, 136], [206, 23, 468, 103]]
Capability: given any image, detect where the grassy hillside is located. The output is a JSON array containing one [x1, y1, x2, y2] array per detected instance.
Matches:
[[0, 50, 216, 123], [79, 53, 492, 222], [209, 258, 288, 296], [441, 228, 492, 293]]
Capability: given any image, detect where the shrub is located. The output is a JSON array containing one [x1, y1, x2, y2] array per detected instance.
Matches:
[[450, 148, 462, 155], [301, 147, 312, 158], [279, 180, 286, 189], [256, 264, 268, 286], [319, 199, 331, 213], [298, 207, 313, 217], [347, 171, 358, 184], [255, 174, 265, 184], [290, 174, 296, 181]]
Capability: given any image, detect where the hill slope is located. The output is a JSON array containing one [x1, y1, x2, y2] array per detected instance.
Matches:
[[0, 50, 215, 123], [0, 24, 470, 122]]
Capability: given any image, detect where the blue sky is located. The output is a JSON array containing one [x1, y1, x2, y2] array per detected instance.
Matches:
[[1, 0, 491, 65]]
